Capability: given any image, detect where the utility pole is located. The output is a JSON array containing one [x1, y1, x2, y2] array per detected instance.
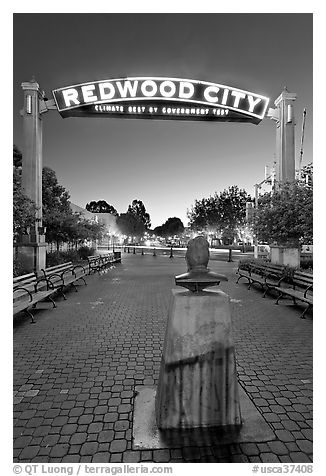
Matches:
[[253, 167, 275, 259], [298, 108, 307, 175]]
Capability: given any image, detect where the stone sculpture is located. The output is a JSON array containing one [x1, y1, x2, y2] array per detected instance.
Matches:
[[155, 236, 242, 430], [175, 236, 228, 292]]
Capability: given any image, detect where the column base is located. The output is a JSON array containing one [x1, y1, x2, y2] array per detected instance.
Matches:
[[133, 385, 275, 449], [15, 235, 47, 273]]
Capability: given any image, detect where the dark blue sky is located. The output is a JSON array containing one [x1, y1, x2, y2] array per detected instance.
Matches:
[[13, 13, 312, 228]]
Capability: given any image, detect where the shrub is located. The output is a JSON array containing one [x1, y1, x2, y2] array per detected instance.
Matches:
[[46, 250, 79, 267], [13, 257, 30, 277], [77, 246, 95, 260], [300, 259, 313, 271], [46, 247, 96, 267]]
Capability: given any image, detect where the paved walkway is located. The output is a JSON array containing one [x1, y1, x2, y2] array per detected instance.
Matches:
[[13, 253, 313, 463]]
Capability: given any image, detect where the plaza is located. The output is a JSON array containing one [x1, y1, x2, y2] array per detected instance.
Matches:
[[13, 253, 313, 463]]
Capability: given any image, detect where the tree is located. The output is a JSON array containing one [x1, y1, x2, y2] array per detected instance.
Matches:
[[13, 148, 105, 250], [42, 167, 71, 218], [13, 145, 38, 242], [13, 144, 22, 168], [42, 167, 72, 246], [187, 198, 211, 232], [66, 214, 105, 248], [86, 200, 118, 215], [13, 168, 38, 242], [153, 225, 164, 236], [155, 217, 185, 237], [127, 199, 151, 229], [254, 180, 313, 246], [299, 162, 313, 188], [116, 212, 145, 239], [187, 185, 251, 242], [216, 185, 250, 242], [41, 167, 83, 249]]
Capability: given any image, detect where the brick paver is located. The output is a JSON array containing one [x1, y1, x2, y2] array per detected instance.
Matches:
[[13, 252, 313, 463]]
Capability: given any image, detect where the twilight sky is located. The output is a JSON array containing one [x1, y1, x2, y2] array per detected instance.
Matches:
[[13, 13, 313, 228]]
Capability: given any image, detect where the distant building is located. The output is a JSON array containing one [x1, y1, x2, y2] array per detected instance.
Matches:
[[70, 203, 119, 235], [69, 202, 98, 222]]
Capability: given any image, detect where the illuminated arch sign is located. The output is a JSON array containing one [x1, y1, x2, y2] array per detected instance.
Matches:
[[52, 77, 269, 124]]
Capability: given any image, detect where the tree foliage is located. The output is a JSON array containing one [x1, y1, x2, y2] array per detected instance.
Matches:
[[300, 162, 313, 188], [187, 185, 251, 242], [154, 217, 185, 237], [13, 145, 38, 241], [13, 144, 22, 168], [127, 199, 151, 229], [116, 212, 145, 238], [13, 166, 38, 241], [85, 200, 118, 215], [13, 148, 104, 248], [253, 181, 313, 246], [42, 168, 105, 247], [42, 167, 73, 245]]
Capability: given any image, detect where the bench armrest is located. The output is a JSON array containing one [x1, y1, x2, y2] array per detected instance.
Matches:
[[304, 284, 313, 297], [73, 264, 87, 274], [13, 287, 33, 302], [35, 277, 54, 292]]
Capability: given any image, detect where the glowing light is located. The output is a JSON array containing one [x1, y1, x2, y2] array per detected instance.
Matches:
[[179, 81, 195, 99], [26, 95, 32, 114], [231, 90, 246, 108], [62, 88, 80, 107], [159, 80, 176, 98], [248, 95, 262, 113], [99, 82, 115, 100], [140, 80, 157, 97], [116, 80, 138, 98], [203, 85, 220, 103]]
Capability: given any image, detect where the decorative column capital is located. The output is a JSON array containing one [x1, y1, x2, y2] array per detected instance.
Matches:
[[21, 80, 41, 92], [274, 89, 297, 107]]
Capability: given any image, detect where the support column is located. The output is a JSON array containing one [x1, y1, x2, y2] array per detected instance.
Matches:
[[274, 87, 296, 184], [16, 79, 47, 272]]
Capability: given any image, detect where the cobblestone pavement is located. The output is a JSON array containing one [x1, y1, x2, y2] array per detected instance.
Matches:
[[13, 253, 313, 463]]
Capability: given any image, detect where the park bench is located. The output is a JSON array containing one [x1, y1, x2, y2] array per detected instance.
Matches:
[[274, 270, 313, 318], [236, 261, 286, 297], [13, 272, 57, 323], [37, 261, 87, 299], [87, 252, 121, 274], [87, 255, 102, 274], [99, 253, 115, 269]]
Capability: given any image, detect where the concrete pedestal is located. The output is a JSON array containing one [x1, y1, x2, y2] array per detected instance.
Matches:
[[15, 234, 47, 272], [155, 288, 241, 430], [270, 245, 300, 268]]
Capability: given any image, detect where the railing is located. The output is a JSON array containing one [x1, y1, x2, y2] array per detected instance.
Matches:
[[105, 245, 252, 262]]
